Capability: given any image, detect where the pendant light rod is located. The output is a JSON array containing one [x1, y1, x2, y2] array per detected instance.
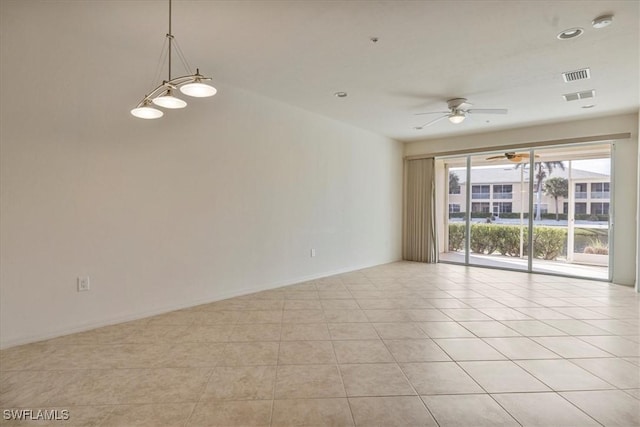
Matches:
[[131, 0, 217, 119]]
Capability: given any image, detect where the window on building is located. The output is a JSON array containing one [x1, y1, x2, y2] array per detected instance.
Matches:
[[590, 182, 610, 199], [493, 184, 513, 199], [449, 204, 461, 213], [471, 202, 491, 213], [471, 185, 490, 199], [591, 202, 609, 215], [575, 202, 587, 214], [563, 202, 568, 214], [575, 183, 587, 199], [493, 202, 512, 213]]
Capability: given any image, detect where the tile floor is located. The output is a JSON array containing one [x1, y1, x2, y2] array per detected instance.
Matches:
[[1, 261, 639, 426]]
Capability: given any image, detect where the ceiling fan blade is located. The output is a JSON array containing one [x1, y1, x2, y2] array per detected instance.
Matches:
[[414, 111, 450, 116], [467, 108, 508, 115], [486, 155, 506, 160], [414, 114, 449, 130]]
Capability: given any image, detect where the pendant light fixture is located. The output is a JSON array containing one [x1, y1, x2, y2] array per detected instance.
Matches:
[[131, 0, 216, 119]]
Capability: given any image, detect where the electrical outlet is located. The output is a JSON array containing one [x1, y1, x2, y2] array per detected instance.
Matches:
[[77, 276, 90, 292], [310, 249, 316, 257]]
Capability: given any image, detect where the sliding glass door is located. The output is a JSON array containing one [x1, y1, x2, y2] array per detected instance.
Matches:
[[439, 143, 611, 281]]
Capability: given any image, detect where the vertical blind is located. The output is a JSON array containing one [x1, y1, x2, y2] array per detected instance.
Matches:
[[403, 157, 437, 263]]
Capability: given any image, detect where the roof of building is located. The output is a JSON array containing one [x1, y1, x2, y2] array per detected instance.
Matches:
[[451, 167, 609, 185]]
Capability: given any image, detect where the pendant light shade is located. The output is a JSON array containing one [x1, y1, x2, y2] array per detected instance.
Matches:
[[130, 0, 216, 119], [152, 90, 187, 109], [180, 82, 217, 97], [130, 104, 164, 119]]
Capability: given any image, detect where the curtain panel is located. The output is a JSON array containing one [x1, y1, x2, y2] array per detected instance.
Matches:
[[403, 157, 437, 263]]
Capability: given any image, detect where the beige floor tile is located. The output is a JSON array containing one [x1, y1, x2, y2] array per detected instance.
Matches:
[[100, 403, 195, 427], [482, 337, 559, 359], [458, 321, 521, 338], [323, 309, 369, 323], [333, 340, 394, 364], [540, 319, 611, 335], [43, 323, 140, 345], [363, 309, 414, 322], [569, 358, 640, 389], [623, 388, 640, 399], [229, 324, 281, 342], [275, 364, 345, 398], [319, 290, 353, 299], [516, 359, 615, 391], [281, 323, 330, 341], [237, 310, 283, 324], [0, 371, 75, 407], [492, 392, 600, 427], [416, 322, 475, 338], [278, 341, 336, 365], [321, 299, 360, 310], [532, 336, 614, 358], [349, 396, 437, 426], [500, 320, 567, 337], [459, 361, 550, 393], [202, 366, 276, 400], [439, 309, 493, 321], [0, 344, 57, 372], [340, 363, 415, 397], [372, 323, 427, 339], [115, 368, 211, 404], [477, 307, 533, 321], [271, 398, 354, 426], [123, 325, 191, 344], [384, 339, 451, 362], [434, 338, 507, 361], [154, 342, 224, 368], [282, 309, 325, 323], [191, 310, 241, 324], [423, 394, 519, 427], [283, 299, 323, 310], [187, 400, 271, 426], [48, 369, 132, 406], [579, 335, 640, 357], [561, 390, 640, 427], [400, 362, 484, 395], [218, 342, 279, 366], [146, 310, 195, 326], [406, 309, 452, 321], [328, 323, 379, 340], [425, 299, 470, 309], [175, 325, 232, 343], [284, 291, 319, 300]]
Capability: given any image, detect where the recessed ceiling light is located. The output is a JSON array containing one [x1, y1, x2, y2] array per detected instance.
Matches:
[[592, 15, 613, 29], [557, 27, 584, 40], [334, 92, 348, 98], [582, 104, 596, 109], [370, 37, 379, 43]]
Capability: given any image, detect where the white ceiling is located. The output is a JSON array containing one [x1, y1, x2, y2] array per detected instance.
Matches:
[[4, 1, 638, 142]]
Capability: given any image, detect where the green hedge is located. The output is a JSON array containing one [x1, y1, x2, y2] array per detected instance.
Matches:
[[448, 223, 567, 260], [450, 212, 607, 221]]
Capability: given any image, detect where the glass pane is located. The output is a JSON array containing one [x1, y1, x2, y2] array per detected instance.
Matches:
[[440, 161, 467, 264], [466, 153, 529, 271], [531, 145, 610, 280]]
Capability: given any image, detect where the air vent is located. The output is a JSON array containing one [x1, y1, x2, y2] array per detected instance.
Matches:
[[563, 90, 596, 102], [562, 68, 591, 82]]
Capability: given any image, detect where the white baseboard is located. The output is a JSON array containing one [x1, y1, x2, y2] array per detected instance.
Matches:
[[0, 258, 399, 350]]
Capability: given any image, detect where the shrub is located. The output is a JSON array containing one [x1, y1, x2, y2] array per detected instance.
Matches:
[[448, 223, 465, 251], [532, 227, 567, 260], [448, 223, 567, 260], [584, 238, 608, 255]]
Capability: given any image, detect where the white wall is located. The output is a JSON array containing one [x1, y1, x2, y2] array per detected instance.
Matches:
[[405, 114, 639, 287], [0, 14, 403, 347]]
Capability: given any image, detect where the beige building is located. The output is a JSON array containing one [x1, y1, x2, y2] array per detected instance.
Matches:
[[448, 167, 610, 216]]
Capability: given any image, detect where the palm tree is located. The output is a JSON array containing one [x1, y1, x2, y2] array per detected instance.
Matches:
[[544, 177, 569, 221], [515, 161, 566, 221]]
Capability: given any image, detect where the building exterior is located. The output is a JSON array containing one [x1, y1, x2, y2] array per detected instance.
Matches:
[[448, 166, 610, 217]]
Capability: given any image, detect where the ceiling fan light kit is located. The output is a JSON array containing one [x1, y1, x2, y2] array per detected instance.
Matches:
[[131, 0, 216, 120], [414, 97, 508, 130]]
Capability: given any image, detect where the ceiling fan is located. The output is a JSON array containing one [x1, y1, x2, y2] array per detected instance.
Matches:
[[414, 98, 507, 129], [486, 152, 540, 163]]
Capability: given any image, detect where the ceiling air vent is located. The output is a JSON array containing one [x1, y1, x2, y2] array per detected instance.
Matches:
[[563, 89, 595, 102], [562, 68, 591, 83]]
